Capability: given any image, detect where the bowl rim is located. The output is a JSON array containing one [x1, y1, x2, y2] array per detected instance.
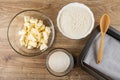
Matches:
[[7, 9, 55, 57], [57, 2, 95, 39]]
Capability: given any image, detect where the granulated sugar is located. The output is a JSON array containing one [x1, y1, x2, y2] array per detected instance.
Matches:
[[48, 51, 70, 72]]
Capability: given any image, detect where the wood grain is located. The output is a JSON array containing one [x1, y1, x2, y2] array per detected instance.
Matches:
[[0, 0, 120, 80]]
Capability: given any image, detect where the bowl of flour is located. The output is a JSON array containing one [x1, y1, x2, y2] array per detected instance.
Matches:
[[57, 2, 94, 39]]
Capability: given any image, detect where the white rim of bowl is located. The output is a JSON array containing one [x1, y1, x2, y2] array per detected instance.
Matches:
[[57, 2, 95, 39]]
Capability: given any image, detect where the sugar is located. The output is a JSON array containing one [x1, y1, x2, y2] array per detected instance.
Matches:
[[48, 51, 70, 73]]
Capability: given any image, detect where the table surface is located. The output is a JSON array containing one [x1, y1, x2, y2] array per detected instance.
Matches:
[[0, 0, 120, 80]]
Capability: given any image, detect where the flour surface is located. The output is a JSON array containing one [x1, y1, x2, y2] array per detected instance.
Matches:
[[59, 5, 92, 39]]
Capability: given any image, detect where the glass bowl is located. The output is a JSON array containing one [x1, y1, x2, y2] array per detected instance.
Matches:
[[7, 10, 55, 57], [46, 49, 74, 77]]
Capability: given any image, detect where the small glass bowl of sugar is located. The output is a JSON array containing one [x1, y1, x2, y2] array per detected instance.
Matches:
[[46, 49, 74, 76]]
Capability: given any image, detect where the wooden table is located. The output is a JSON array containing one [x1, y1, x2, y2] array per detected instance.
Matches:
[[0, 0, 120, 80]]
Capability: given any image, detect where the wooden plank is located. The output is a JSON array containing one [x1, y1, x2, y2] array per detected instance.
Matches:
[[0, 0, 120, 80]]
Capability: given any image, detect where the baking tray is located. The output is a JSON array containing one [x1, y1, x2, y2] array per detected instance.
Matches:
[[78, 25, 120, 80]]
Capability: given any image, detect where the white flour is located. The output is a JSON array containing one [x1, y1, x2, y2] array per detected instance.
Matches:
[[57, 3, 94, 39]]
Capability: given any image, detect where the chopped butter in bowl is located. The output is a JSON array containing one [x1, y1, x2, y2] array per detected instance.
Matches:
[[19, 16, 51, 50], [7, 10, 55, 57]]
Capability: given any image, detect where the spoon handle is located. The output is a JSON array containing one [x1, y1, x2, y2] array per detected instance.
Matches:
[[97, 33, 105, 64]]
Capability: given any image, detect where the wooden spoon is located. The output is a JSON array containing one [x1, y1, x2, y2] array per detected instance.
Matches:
[[97, 14, 110, 64]]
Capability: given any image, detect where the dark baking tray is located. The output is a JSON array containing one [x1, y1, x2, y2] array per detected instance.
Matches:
[[78, 25, 120, 80]]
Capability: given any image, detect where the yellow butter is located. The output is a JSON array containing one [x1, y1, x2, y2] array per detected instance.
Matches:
[[19, 16, 51, 50]]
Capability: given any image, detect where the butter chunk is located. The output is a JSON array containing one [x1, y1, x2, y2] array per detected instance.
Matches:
[[24, 22, 30, 28], [18, 30, 26, 35], [40, 43, 48, 50], [45, 27, 51, 35], [27, 46, 33, 49], [40, 25, 45, 31], [20, 35, 26, 46], [30, 17, 38, 23], [40, 38, 48, 44], [43, 32, 49, 40], [31, 28, 39, 35], [35, 20, 43, 28], [37, 33, 42, 41], [28, 41, 37, 47], [27, 34, 36, 41], [24, 16, 30, 22]]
